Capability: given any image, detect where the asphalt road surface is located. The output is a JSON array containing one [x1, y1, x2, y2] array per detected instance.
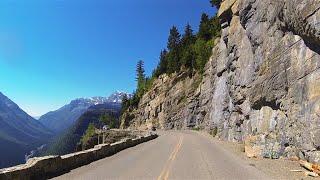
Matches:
[[54, 131, 268, 180]]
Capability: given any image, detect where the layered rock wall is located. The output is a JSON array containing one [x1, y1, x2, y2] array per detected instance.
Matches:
[[121, 0, 320, 163]]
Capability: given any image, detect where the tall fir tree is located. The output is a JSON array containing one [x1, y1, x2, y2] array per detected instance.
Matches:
[[209, 16, 221, 38], [198, 13, 211, 41], [181, 23, 196, 69], [210, 0, 222, 8], [167, 26, 181, 51], [181, 23, 195, 46], [157, 49, 168, 76], [136, 60, 145, 96], [167, 26, 181, 73], [121, 94, 129, 113]]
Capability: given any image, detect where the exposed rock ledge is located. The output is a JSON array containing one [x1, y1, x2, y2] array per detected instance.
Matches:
[[121, 0, 320, 163]]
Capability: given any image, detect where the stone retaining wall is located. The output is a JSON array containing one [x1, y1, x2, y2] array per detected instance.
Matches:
[[0, 134, 158, 180]]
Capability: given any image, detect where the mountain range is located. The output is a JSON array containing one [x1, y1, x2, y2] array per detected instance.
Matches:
[[0, 92, 53, 168], [42, 103, 121, 156], [39, 91, 131, 133], [0, 91, 130, 168]]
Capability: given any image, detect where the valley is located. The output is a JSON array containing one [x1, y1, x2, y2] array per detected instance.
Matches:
[[0, 91, 128, 168]]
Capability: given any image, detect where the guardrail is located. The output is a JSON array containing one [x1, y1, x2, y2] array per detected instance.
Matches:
[[0, 133, 158, 180]]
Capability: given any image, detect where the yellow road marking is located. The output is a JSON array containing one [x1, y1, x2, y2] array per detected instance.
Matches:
[[164, 170, 170, 180], [157, 136, 183, 180]]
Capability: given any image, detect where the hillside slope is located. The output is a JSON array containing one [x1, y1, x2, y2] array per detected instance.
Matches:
[[43, 103, 121, 156], [0, 92, 52, 168], [121, 0, 320, 163]]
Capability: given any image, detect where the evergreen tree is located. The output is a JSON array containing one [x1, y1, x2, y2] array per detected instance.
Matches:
[[209, 16, 221, 38], [158, 49, 168, 75], [81, 123, 95, 144], [99, 113, 117, 128], [198, 13, 211, 41], [121, 94, 129, 113], [167, 26, 181, 73], [194, 39, 212, 74], [167, 26, 181, 51], [136, 60, 146, 97], [210, 0, 222, 8], [181, 23, 195, 45], [181, 24, 196, 69]]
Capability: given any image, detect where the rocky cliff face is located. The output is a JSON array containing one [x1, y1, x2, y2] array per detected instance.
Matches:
[[121, 0, 320, 163]]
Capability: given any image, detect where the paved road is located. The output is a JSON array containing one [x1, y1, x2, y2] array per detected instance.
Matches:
[[54, 131, 268, 180]]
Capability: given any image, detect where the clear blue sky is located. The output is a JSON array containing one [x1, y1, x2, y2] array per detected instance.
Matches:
[[0, 0, 216, 116]]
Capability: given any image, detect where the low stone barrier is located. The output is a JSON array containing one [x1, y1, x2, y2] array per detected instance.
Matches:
[[0, 133, 158, 180]]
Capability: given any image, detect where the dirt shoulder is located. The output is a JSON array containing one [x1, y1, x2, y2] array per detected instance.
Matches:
[[196, 130, 315, 180]]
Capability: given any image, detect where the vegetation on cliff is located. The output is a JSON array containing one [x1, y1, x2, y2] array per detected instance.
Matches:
[[121, 2, 221, 114], [210, 0, 222, 8], [81, 123, 95, 144]]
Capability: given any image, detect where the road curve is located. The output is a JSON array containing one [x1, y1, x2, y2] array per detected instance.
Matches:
[[53, 131, 268, 180]]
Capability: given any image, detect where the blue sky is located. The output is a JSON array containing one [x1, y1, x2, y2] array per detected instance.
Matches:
[[0, 0, 216, 116]]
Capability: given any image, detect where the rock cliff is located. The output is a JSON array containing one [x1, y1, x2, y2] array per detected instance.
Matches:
[[121, 0, 320, 163]]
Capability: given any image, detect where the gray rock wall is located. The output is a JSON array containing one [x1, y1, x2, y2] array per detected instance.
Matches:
[[121, 0, 320, 163], [204, 0, 320, 163]]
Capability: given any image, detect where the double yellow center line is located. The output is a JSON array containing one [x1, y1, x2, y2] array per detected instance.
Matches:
[[157, 135, 184, 180]]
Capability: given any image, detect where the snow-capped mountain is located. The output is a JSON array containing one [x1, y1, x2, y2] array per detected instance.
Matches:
[[39, 91, 131, 133], [106, 91, 132, 103], [72, 91, 131, 105]]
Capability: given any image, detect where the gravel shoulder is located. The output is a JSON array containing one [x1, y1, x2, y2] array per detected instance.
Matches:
[[197, 130, 314, 180]]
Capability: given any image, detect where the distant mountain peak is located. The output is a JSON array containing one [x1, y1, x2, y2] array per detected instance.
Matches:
[[39, 91, 132, 133], [70, 91, 131, 106], [106, 91, 132, 103]]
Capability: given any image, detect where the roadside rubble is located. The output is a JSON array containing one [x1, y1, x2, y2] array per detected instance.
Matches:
[[295, 160, 320, 177]]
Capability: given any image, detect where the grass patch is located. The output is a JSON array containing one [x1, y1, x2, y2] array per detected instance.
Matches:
[[192, 127, 201, 131], [210, 127, 218, 137]]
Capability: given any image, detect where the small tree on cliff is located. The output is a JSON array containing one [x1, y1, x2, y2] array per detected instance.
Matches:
[[81, 123, 95, 144], [136, 60, 146, 97], [121, 94, 129, 113], [210, 0, 222, 8], [167, 26, 181, 51], [154, 49, 168, 77], [181, 23, 196, 70], [167, 26, 181, 73], [198, 13, 212, 41]]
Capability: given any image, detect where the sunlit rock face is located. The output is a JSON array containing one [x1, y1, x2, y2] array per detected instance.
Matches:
[[121, 0, 320, 163]]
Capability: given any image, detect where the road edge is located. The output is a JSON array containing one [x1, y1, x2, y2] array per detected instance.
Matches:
[[0, 133, 158, 180]]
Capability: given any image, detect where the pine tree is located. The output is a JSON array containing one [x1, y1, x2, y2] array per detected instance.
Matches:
[[167, 26, 181, 73], [209, 16, 221, 38], [136, 60, 146, 97], [198, 13, 211, 41], [121, 94, 129, 113], [194, 39, 212, 74], [81, 123, 95, 144], [181, 23, 195, 45], [158, 49, 168, 75], [210, 0, 222, 8], [167, 26, 181, 51], [181, 24, 196, 69]]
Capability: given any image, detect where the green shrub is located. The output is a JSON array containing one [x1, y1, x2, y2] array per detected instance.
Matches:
[[81, 123, 95, 144], [192, 127, 201, 131], [210, 127, 218, 137]]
